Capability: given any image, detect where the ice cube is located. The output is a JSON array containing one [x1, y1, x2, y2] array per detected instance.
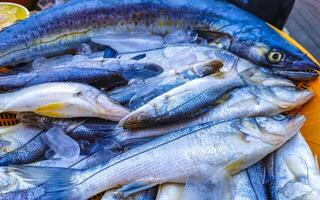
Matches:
[[41, 127, 80, 161]]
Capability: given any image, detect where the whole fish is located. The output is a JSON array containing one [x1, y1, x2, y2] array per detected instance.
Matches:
[[119, 68, 296, 129], [107, 44, 293, 105], [0, 124, 42, 156], [0, 82, 129, 120], [232, 161, 268, 200], [0, 0, 317, 80], [110, 86, 311, 144], [0, 59, 163, 91], [266, 133, 320, 200], [0, 115, 304, 199]]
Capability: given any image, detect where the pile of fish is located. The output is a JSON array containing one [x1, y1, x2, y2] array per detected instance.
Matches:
[[0, 0, 319, 200]]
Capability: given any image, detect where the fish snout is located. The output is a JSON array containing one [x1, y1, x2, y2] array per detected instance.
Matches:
[[291, 60, 320, 71], [118, 107, 155, 129], [97, 94, 130, 122]]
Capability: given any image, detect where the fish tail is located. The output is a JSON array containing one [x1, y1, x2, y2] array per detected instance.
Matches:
[[0, 166, 85, 200]]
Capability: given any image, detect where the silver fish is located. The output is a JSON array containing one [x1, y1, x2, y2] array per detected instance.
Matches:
[[0, 82, 129, 120], [110, 86, 312, 144], [0, 124, 42, 156], [266, 133, 320, 200], [0, 115, 304, 199], [119, 68, 284, 129], [128, 59, 222, 109]]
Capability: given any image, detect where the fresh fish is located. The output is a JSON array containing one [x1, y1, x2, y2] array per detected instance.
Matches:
[[108, 86, 312, 144], [128, 60, 222, 110], [0, 82, 129, 120], [266, 133, 320, 200], [0, 59, 163, 91], [0, 115, 304, 199], [0, 0, 317, 80], [119, 68, 296, 129], [107, 44, 293, 106], [233, 161, 268, 200], [0, 124, 42, 156], [156, 183, 184, 200], [0, 130, 48, 166]]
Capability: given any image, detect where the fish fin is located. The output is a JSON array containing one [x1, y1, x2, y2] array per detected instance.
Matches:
[[91, 32, 165, 53], [2, 166, 84, 200], [196, 29, 232, 48], [33, 102, 65, 117], [182, 165, 234, 200], [285, 157, 308, 179], [131, 54, 146, 61], [223, 158, 246, 176], [103, 46, 118, 58], [114, 181, 159, 198]]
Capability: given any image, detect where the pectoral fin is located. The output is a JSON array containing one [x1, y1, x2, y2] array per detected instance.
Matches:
[[114, 181, 159, 198], [223, 158, 246, 175], [33, 102, 65, 117], [91, 32, 165, 53]]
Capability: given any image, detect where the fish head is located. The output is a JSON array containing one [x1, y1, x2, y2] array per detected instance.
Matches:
[[118, 104, 156, 129], [231, 36, 319, 81], [121, 63, 163, 80], [255, 87, 314, 109], [237, 115, 305, 145]]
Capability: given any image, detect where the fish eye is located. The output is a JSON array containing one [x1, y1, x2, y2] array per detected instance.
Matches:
[[272, 115, 286, 121], [267, 51, 283, 63]]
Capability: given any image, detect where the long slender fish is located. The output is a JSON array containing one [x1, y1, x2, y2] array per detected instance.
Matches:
[[0, 124, 43, 156], [118, 68, 297, 129], [0, 115, 304, 199], [113, 86, 311, 143], [0, 0, 317, 80], [0, 82, 129, 120], [0, 59, 163, 91], [266, 133, 320, 200], [107, 44, 294, 105]]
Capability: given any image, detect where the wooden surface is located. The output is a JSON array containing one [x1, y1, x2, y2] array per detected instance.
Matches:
[[285, 0, 320, 60]]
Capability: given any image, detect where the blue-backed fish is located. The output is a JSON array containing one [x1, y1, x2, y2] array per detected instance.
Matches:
[[0, 0, 318, 80]]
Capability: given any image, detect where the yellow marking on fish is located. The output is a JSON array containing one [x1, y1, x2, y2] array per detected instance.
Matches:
[[33, 102, 65, 117], [267, 23, 320, 67], [224, 158, 246, 175]]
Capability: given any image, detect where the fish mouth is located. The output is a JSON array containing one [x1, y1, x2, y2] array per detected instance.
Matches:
[[271, 68, 319, 81]]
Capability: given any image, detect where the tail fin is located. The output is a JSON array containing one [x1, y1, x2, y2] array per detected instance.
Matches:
[[1, 166, 84, 200]]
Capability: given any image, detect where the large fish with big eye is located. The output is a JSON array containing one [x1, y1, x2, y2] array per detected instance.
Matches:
[[0, 0, 318, 80]]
